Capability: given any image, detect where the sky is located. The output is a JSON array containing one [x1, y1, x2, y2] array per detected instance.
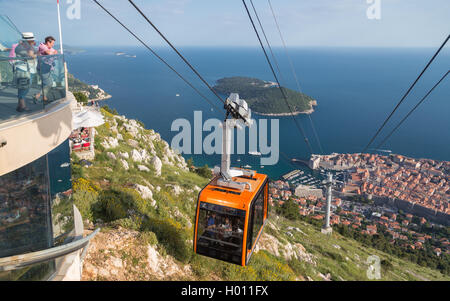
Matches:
[[0, 0, 449, 48]]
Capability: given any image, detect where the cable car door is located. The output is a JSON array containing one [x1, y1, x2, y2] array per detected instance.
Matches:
[[245, 180, 268, 265]]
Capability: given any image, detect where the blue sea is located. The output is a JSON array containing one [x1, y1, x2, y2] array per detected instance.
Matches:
[[65, 47, 450, 179]]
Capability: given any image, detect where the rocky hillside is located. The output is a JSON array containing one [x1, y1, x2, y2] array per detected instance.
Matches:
[[72, 108, 450, 281], [68, 73, 110, 100]]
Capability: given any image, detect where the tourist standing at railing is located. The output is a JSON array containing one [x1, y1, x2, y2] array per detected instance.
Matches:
[[38, 36, 58, 56], [14, 32, 38, 112], [38, 36, 58, 103]]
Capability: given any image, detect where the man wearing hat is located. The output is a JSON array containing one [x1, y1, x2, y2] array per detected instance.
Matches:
[[14, 32, 39, 112]]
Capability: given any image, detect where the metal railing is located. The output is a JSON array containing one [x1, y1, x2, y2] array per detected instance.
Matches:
[[0, 228, 99, 272]]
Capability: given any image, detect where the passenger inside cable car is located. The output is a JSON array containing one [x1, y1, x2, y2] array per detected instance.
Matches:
[[194, 172, 269, 266], [196, 202, 246, 264]]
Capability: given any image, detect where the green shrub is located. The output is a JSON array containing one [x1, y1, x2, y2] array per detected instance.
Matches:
[[121, 187, 153, 215], [189, 254, 221, 279], [277, 198, 301, 220], [324, 250, 344, 262], [94, 138, 105, 153], [222, 251, 296, 281], [138, 231, 158, 246], [195, 165, 212, 179], [186, 158, 194, 172], [141, 217, 191, 263], [95, 151, 109, 163], [73, 91, 88, 104], [111, 217, 141, 231], [94, 189, 135, 222], [381, 259, 393, 271], [102, 105, 118, 115], [71, 162, 84, 180], [72, 178, 100, 222]]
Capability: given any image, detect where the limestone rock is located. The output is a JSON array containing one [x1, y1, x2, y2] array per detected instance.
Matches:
[[111, 257, 123, 269], [287, 226, 306, 235], [166, 184, 182, 196], [150, 156, 162, 176], [82, 225, 195, 280], [131, 149, 143, 162], [134, 184, 153, 199], [254, 233, 316, 265], [137, 165, 150, 172], [123, 120, 140, 137], [127, 139, 139, 148], [318, 272, 332, 281], [131, 149, 150, 163], [101, 137, 119, 149], [106, 152, 116, 160], [141, 180, 154, 190], [133, 184, 156, 207], [119, 152, 129, 159], [120, 159, 129, 170]]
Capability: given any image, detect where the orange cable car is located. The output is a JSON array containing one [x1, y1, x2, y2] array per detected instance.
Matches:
[[193, 93, 269, 266]]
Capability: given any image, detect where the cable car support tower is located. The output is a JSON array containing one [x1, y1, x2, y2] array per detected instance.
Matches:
[[321, 172, 335, 235], [213, 93, 254, 191]]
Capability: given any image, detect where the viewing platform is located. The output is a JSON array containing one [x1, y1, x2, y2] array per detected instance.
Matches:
[[0, 14, 98, 281], [0, 54, 66, 124]]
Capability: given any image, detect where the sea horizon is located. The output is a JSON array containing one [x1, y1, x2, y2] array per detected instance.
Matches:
[[65, 46, 450, 179]]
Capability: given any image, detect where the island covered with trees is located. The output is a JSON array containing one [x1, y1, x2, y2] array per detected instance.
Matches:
[[213, 76, 317, 115]]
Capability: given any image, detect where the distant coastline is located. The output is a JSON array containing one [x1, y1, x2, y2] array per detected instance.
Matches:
[[91, 94, 112, 102], [68, 73, 111, 104], [115, 51, 136, 58], [213, 76, 316, 115], [253, 100, 317, 116]]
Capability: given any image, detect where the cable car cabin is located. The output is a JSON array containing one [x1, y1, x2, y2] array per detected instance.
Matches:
[[194, 171, 269, 266]]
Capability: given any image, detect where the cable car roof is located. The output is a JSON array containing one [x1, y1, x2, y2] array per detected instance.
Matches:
[[199, 171, 268, 211]]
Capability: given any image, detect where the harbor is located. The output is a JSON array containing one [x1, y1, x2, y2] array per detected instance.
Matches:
[[280, 165, 325, 189], [280, 156, 348, 191]]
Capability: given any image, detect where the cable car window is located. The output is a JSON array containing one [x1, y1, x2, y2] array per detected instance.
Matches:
[[247, 189, 265, 252], [196, 202, 245, 265]]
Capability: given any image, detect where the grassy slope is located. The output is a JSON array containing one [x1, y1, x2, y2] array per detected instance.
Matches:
[[73, 109, 449, 281], [270, 216, 449, 281]]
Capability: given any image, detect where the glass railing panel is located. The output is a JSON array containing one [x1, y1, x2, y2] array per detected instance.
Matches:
[[0, 55, 45, 123], [0, 154, 54, 258], [0, 53, 66, 124], [48, 139, 74, 245], [0, 140, 76, 256], [39, 54, 66, 108], [0, 258, 55, 281]]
